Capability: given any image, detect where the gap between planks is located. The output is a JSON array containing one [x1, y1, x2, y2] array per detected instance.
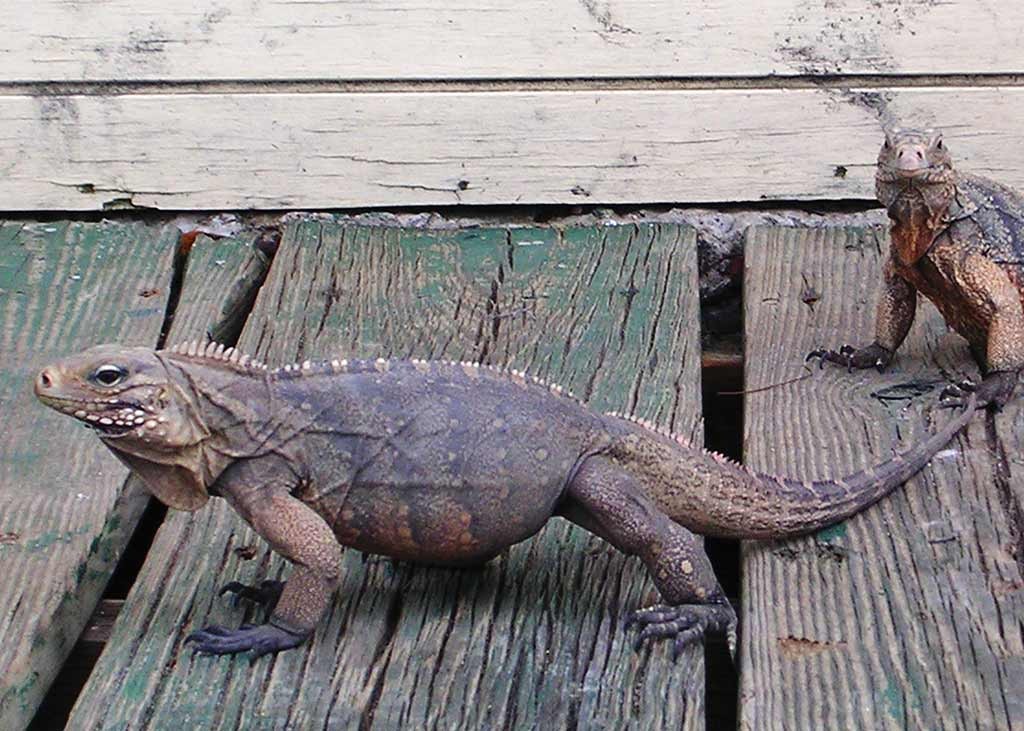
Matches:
[[4, 74, 1024, 97]]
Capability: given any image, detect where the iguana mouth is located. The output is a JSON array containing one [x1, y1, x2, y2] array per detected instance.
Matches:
[[877, 165, 952, 185], [36, 393, 159, 435]]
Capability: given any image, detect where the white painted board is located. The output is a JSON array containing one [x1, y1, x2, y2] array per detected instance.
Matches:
[[4, 1, 1023, 82], [3, 87, 1022, 210]]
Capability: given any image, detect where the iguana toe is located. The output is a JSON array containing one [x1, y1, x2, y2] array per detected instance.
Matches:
[[185, 621, 308, 659], [219, 579, 285, 615], [625, 601, 737, 661]]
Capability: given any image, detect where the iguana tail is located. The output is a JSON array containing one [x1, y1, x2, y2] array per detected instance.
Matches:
[[607, 395, 977, 540]]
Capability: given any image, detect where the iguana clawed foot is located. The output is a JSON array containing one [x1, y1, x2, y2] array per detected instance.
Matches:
[[624, 600, 738, 661], [806, 343, 892, 373], [185, 621, 308, 659], [219, 579, 284, 615], [184, 580, 297, 659], [940, 371, 1017, 410]]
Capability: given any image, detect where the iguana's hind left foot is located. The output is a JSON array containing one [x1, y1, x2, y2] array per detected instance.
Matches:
[[185, 621, 308, 659], [626, 601, 738, 660]]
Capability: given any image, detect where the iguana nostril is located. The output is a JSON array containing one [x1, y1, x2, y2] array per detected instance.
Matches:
[[38, 370, 52, 389]]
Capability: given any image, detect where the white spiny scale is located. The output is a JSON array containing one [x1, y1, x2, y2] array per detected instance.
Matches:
[[239, 354, 250, 366], [185, 340, 198, 357], [302, 360, 312, 371], [214, 343, 226, 358]]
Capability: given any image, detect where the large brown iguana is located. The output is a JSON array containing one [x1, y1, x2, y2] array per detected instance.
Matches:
[[35, 341, 975, 659], [809, 127, 1024, 409]]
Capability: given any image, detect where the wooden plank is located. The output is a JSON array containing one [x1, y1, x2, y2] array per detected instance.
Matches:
[[0, 221, 177, 729], [741, 226, 1024, 730], [5, 87, 1024, 212], [69, 221, 706, 730], [4, 1, 1022, 82]]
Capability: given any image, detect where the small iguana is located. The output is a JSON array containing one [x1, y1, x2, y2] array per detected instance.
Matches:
[[808, 127, 1024, 409], [35, 342, 975, 659]]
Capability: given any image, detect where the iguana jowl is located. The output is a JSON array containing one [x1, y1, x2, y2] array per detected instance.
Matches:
[[35, 342, 974, 659], [809, 128, 1024, 408]]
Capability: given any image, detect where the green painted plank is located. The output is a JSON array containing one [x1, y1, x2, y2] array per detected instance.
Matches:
[[70, 221, 706, 730], [0, 221, 176, 730], [742, 226, 1024, 730]]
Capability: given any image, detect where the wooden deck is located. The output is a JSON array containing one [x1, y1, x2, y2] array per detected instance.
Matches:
[[9, 220, 709, 729], [742, 227, 1024, 730], [3, 218, 1020, 729]]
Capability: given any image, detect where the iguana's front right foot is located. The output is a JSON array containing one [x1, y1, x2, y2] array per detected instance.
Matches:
[[625, 600, 738, 660], [940, 371, 1016, 410], [219, 579, 284, 615], [806, 343, 892, 373]]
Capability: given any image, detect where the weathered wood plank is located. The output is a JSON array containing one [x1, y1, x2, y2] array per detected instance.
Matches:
[[69, 221, 705, 729], [741, 226, 1024, 730], [0, 221, 176, 729], [5, 87, 1023, 211], [4, 1, 1022, 81]]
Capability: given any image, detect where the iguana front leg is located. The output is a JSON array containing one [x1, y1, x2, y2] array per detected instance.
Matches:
[[561, 456, 737, 659], [186, 460, 342, 658], [808, 257, 916, 371], [940, 253, 1022, 410]]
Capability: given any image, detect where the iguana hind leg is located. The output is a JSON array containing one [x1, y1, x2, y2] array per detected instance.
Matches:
[[561, 456, 737, 659]]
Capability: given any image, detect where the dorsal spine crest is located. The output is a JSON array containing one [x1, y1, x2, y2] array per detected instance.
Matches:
[[165, 344, 582, 399]]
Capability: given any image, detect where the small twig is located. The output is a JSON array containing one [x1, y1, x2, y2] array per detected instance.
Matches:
[[718, 371, 811, 396]]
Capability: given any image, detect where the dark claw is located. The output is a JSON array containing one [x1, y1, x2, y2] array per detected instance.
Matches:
[[218, 579, 285, 615], [939, 379, 977, 409], [806, 343, 892, 374], [184, 622, 308, 658], [625, 601, 738, 661], [941, 371, 1017, 411]]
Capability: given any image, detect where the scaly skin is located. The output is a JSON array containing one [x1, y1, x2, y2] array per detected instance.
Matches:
[[35, 341, 976, 660], [808, 127, 1024, 409]]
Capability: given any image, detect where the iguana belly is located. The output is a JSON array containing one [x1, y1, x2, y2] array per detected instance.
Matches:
[[326, 479, 562, 566]]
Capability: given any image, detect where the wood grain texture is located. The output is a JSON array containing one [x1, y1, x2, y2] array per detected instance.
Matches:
[[68, 221, 706, 730], [0, 221, 176, 730], [4, 1, 1023, 81], [741, 226, 1024, 730], [5, 87, 1024, 211]]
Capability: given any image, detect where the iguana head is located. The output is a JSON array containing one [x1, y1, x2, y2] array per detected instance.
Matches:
[[875, 127, 956, 224], [35, 344, 214, 511]]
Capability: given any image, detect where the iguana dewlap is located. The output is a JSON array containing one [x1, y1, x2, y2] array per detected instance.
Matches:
[[35, 341, 974, 659], [810, 127, 1024, 409]]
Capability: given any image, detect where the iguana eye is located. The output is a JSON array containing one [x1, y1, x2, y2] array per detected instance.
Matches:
[[92, 364, 127, 387]]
